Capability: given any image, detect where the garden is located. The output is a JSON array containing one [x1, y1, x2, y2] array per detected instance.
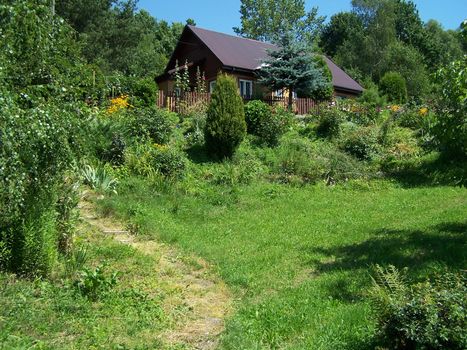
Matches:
[[1, 1, 466, 349]]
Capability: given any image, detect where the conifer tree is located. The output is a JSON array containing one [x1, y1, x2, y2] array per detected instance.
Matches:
[[204, 74, 246, 158], [258, 32, 329, 109]]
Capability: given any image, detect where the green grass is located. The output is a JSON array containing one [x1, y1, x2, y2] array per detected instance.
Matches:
[[0, 224, 190, 350], [102, 177, 466, 349]]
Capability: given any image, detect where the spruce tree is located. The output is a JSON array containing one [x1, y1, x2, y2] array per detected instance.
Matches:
[[258, 31, 329, 109], [204, 74, 246, 158]]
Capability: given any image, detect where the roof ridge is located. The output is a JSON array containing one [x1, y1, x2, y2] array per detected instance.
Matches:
[[187, 25, 276, 47]]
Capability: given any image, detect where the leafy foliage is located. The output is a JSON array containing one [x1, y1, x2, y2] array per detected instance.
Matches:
[[81, 164, 118, 194], [75, 264, 118, 301], [244, 101, 291, 147], [370, 265, 466, 350], [433, 57, 467, 159], [0, 93, 79, 276], [126, 106, 177, 145], [379, 71, 408, 104], [204, 74, 247, 158], [234, 0, 324, 46]]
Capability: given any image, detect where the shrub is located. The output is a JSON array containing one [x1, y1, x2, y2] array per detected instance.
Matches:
[[341, 125, 381, 160], [129, 77, 158, 107], [244, 100, 271, 135], [340, 100, 380, 126], [183, 101, 208, 147], [358, 81, 386, 108], [205, 74, 246, 158], [125, 143, 186, 179], [245, 101, 290, 146], [379, 72, 408, 104], [370, 265, 466, 350], [0, 93, 77, 276], [85, 113, 126, 163], [433, 57, 467, 159], [269, 135, 365, 184], [126, 106, 177, 145], [316, 107, 346, 138], [383, 127, 421, 161]]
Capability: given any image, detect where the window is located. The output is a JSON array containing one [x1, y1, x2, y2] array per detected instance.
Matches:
[[273, 89, 284, 98], [209, 80, 216, 93], [239, 79, 253, 98]]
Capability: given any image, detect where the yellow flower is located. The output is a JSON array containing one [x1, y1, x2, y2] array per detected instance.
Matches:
[[107, 95, 130, 114], [390, 105, 401, 113], [418, 107, 428, 116]]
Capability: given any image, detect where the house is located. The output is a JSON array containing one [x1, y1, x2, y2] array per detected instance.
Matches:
[[155, 25, 363, 100]]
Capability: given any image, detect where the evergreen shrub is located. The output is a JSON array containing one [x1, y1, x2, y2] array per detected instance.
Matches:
[[204, 74, 246, 158]]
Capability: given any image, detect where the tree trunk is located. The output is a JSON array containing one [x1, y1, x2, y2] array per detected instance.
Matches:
[[287, 87, 293, 111]]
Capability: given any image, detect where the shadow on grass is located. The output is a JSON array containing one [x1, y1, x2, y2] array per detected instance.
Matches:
[[306, 222, 466, 275], [384, 153, 467, 188]]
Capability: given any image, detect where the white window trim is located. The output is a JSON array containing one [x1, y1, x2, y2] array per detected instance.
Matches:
[[239, 79, 253, 97], [209, 80, 216, 93]]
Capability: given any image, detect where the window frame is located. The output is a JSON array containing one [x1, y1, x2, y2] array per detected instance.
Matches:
[[239, 79, 253, 98]]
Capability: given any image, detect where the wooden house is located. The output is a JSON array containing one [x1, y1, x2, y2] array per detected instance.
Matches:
[[156, 25, 363, 100]]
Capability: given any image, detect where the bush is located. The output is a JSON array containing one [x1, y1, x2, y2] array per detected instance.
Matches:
[[382, 127, 421, 161], [205, 74, 246, 158], [316, 107, 346, 138], [129, 77, 158, 107], [341, 125, 381, 160], [370, 265, 466, 350], [126, 106, 177, 145], [245, 101, 290, 147], [433, 57, 467, 159], [125, 142, 186, 179], [358, 81, 386, 108], [182, 101, 208, 147], [339, 100, 380, 126], [379, 72, 408, 104], [269, 135, 365, 184], [0, 92, 78, 276], [299, 55, 334, 101]]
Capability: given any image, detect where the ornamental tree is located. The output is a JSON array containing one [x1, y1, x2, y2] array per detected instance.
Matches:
[[257, 32, 329, 110], [204, 74, 246, 158]]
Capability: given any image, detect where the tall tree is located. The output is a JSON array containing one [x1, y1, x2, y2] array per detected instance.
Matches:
[[234, 0, 324, 45], [257, 32, 328, 109], [320, 12, 364, 57]]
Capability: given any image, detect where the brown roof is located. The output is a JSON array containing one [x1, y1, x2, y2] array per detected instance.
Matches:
[[167, 25, 363, 93], [188, 25, 276, 71]]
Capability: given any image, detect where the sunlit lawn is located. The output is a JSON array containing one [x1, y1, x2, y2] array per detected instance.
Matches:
[[103, 178, 466, 349]]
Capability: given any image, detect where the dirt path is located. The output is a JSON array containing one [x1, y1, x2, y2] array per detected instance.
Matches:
[[79, 198, 232, 350]]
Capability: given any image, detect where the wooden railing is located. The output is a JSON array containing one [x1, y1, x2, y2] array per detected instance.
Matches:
[[157, 91, 319, 115]]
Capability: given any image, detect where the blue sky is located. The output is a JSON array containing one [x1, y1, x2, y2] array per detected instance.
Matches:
[[138, 0, 466, 34]]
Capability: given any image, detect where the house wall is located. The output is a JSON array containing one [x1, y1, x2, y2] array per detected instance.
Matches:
[[158, 29, 223, 93]]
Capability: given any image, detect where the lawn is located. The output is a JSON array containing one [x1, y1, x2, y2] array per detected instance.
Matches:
[[100, 178, 466, 349]]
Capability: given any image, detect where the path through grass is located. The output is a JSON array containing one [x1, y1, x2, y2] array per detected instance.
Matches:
[[102, 179, 466, 349]]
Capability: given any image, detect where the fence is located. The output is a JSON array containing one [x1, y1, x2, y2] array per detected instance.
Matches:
[[157, 91, 320, 115]]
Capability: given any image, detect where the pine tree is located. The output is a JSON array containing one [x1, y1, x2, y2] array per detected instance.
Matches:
[[204, 74, 246, 158], [257, 31, 328, 109]]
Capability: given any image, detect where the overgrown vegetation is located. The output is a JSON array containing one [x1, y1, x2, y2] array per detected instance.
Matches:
[[1, 0, 466, 349]]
